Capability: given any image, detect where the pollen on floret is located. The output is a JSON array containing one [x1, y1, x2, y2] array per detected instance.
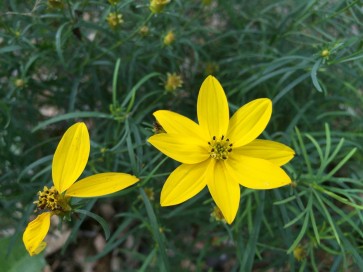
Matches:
[[208, 135, 233, 160], [34, 186, 71, 215]]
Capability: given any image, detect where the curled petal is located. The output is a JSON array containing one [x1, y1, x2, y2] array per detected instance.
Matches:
[[227, 154, 291, 189], [148, 133, 209, 164], [154, 110, 209, 141], [65, 173, 139, 197], [207, 162, 240, 224], [161, 159, 214, 206], [235, 139, 295, 166], [227, 98, 272, 148], [197, 76, 229, 139], [52, 122, 90, 193], [23, 212, 51, 256]]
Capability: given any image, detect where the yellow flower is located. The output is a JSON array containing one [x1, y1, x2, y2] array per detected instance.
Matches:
[[148, 76, 294, 224], [165, 73, 183, 92], [106, 12, 124, 29], [23, 123, 139, 256], [163, 31, 175, 46], [149, 0, 170, 13]]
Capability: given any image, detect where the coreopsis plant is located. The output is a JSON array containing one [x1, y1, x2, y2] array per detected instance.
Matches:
[[148, 76, 294, 224], [23, 122, 139, 256]]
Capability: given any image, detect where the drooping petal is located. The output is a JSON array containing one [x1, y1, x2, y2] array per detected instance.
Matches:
[[23, 212, 51, 256], [52, 122, 90, 193], [148, 133, 209, 164], [227, 98, 272, 148], [207, 162, 240, 224], [235, 139, 295, 166], [227, 153, 291, 189], [161, 159, 214, 206], [65, 173, 139, 197], [197, 76, 229, 139], [154, 110, 209, 141]]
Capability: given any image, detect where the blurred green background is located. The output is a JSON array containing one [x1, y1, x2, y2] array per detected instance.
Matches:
[[1, 0, 362, 271]]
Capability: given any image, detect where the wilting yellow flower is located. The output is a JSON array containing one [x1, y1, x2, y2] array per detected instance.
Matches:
[[148, 76, 294, 224], [23, 123, 139, 256], [165, 73, 183, 92], [106, 12, 124, 29], [163, 31, 175, 46], [150, 0, 170, 13]]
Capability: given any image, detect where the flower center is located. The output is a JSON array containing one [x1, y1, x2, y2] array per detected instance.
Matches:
[[208, 135, 233, 160], [34, 186, 71, 215]]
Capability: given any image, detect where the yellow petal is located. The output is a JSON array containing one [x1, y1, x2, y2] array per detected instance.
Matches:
[[65, 173, 139, 197], [207, 162, 240, 224], [23, 212, 51, 256], [154, 110, 209, 141], [52, 122, 90, 193], [235, 139, 295, 166], [161, 159, 214, 206], [148, 133, 209, 164], [197, 76, 229, 139], [227, 98, 272, 148], [227, 154, 291, 189]]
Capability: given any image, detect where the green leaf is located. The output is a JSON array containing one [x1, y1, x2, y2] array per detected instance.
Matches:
[[75, 209, 110, 240], [32, 112, 113, 132], [311, 59, 323, 92], [0, 236, 46, 272]]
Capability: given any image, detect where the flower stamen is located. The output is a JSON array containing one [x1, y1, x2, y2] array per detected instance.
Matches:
[[34, 186, 71, 215], [208, 135, 233, 160]]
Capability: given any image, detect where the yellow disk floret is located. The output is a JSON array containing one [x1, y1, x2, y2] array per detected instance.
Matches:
[[208, 135, 233, 160], [34, 186, 71, 215]]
